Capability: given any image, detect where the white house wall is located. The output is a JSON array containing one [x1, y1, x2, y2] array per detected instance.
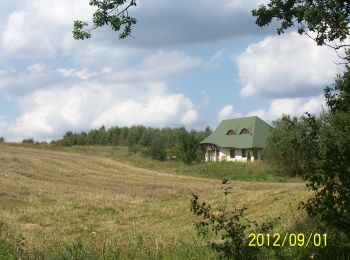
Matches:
[[219, 148, 253, 162], [205, 147, 263, 162]]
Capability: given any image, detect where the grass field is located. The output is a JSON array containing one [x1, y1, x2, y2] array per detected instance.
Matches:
[[16, 144, 300, 183], [0, 143, 311, 259]]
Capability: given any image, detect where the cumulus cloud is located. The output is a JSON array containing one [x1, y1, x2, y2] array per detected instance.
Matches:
[[1, 82, 198, 141], [247, 95, 325, 121], [0, 42, 211, 141], [1, 50, 207, 97], [1, 0, 94, 59], [236, 32, 343, 98], [217, 105, 242, 121], [0, 0, 271, 60]]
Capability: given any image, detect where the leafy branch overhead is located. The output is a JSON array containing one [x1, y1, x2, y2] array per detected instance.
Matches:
[[252, 1, 350, 50], [73, 0, 137, 40]]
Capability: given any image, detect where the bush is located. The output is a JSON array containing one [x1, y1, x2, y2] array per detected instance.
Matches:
[[264, 115, 309, 176], [22, 138, 34, 144], [0, 137, 4, 143], [190, 180, 279, 259], [177, 132, 199, 165]]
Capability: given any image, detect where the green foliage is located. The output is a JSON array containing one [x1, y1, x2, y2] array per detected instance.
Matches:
[[325, 65, 350, 113], [177, 132, 199, 165], [264, 115, 309, 176], [296, 111, 350, 234], [265, 67, 350, 236], [22, 138, 34, 144], [73, 0, 137, 40], [252, 0, 350, 47], [148, 136, 166, 161], [53, 125, 211, 162], [252, 0, 350, 247], [293, 67, 350, 234], [190, 180, 278, 259], [0, 137, 4, 143]]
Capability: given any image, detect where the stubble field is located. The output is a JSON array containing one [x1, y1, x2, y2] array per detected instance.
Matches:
[[0, 143, 310, 259]]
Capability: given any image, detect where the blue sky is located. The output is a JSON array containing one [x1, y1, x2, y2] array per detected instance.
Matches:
[[0, 0, 343, 141]]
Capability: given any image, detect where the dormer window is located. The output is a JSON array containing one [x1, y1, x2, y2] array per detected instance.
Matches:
[[226, 130, 236, 135], [239, 128, 251, 135]]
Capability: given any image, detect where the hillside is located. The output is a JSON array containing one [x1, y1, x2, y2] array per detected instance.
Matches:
[[0, 144, 310, 258]]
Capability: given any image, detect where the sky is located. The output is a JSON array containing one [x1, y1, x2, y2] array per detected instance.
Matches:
[[0, 0, 345, 141]]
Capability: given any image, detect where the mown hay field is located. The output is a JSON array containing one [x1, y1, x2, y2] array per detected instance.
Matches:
[[0, 144, 310, 259]]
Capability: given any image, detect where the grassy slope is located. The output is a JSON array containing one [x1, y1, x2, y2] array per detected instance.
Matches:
[[18, 144, 300, 183], [0, 144, 310, 258]]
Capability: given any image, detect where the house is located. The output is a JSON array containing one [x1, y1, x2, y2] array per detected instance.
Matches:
[[199, 116, 272, 162]]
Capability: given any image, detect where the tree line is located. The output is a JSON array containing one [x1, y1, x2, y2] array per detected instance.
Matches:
[[51, 125, 212, 162]]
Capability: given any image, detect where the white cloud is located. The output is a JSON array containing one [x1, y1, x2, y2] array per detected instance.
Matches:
[[0, 0, 95, 59], [210, 49, 225, 64], [236, 32, 343, 98], [200, 91, 211, 107], [0, 39, 214, 141], [91, 89, 198, 128], [217, 105, 242, 121], [0, 0, 270, 61], [0, 82, 199, 141], [247, 95, 325, 121], [0, 50, 207, 97]]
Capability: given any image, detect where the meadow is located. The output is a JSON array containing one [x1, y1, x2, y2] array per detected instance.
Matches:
[[0, 143, 311, 259]]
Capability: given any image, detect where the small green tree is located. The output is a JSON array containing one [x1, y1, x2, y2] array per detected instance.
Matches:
[[142, 135, 166, 161], [191, 180, 278, 259], [264, 115, 309, 176], [0, 137, 4, 143], [177, 132, 199, 165]]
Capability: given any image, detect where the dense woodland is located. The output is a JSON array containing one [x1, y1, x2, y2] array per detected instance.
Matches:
[[51, 125, 212, 161]]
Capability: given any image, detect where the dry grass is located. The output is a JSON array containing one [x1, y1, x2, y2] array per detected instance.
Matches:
[[0, 143, 310, 258]]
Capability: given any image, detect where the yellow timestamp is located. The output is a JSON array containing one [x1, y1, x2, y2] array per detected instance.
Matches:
[[248, 233, 327, 247]]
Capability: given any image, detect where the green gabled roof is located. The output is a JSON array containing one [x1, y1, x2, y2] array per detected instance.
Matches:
[[200, 116, 272, 148]]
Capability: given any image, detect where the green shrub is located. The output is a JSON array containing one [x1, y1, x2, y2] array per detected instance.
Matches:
[[22, 138, 34, 144], [264, 115, 309, 176], [177, 132, 199, 165], [190, 180, 279, 259]]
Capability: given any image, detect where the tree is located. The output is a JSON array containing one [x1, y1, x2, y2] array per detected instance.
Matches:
[[253, 0, 350, 236], [73, 0, 137, 40], [264, 115, 309, 176], [148, 135, 166, 161], [325, 67, 350, 113], [0, 137, 4, 143], [252, 0, 350, 57], [177, 132, 199, 165], [295, 97, 350, 233]]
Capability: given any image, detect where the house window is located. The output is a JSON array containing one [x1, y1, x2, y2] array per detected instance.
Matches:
[[230, 149, 235, 158], [226, 130, 236, 135], [239, 128, 251, 135], [242, 149, 246, 158]]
